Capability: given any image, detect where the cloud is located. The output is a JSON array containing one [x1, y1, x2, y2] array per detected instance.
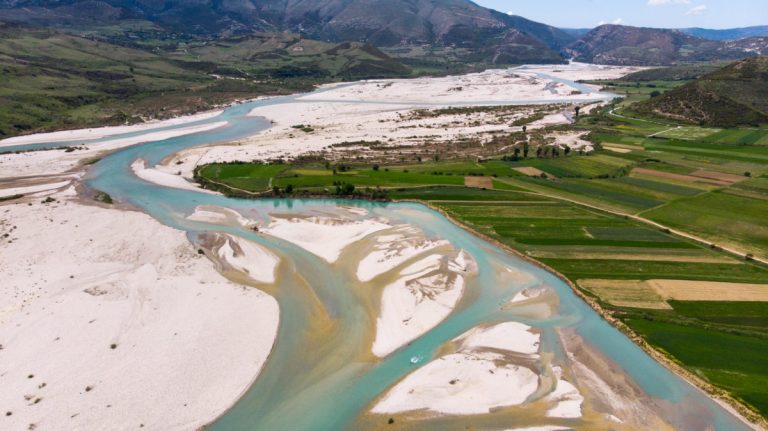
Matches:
[[685, 4, 707, 15], [647, 0, 690, 5], [598, 18, 624, 26]]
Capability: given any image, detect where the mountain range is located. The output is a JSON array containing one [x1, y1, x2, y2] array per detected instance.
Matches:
[[567, 25, 768, 66], [0, 0, 768, 65], [681, 25, 768, 41], [0, 0, 575, 64], [0, 0, 766, 66], [0, 0, 765, 66]]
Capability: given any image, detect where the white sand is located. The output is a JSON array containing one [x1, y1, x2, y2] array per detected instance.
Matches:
[[372, 319, 546, 415], [0, 195, 279, 430], [171, 64, 628, 172], [356, 225, 449, 282], [0, 122, 228, 179], [263, 215, 389, 263], [509, 287, 545, 304], [0, 180, 72, 198], [186, 205, 258, 229], [0, 110, 224, 147], [518, 62, 646, 82], [371, 351, 539, 415], [300, 69, 601, 105], [210, 233, 280, 284], [372, 252, 471, 357], [455, 321, 540, 356], [547, 132, 594, 152], [131, 159, 218, 194], [545, 367, 584, 419]]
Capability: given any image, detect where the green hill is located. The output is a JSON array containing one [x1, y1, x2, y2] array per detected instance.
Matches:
[[632, 56, 768, 127], [0, 23, 411, 139]]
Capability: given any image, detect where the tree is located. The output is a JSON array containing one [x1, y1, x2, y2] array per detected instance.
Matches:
[[536, 146, 542, 158], [574, 106, 581, 117], [650, 90, 661, 98], [285, 184, 294, 194], [522, 125, 527, 134], [564, 146, 571, 156], [523, 142, 529, 158], [372, 164, 380, 171]]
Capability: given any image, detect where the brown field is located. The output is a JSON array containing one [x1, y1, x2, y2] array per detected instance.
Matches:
[[603, 145, 633, 154], [579, 278, 768, 309], [578, 279, 671, 309], [513, 166, 548, 177], [464, 176, 494, 189], [689, 169, 746, 184], [631, 168, 730, 186], [648, 279, 768, 301]]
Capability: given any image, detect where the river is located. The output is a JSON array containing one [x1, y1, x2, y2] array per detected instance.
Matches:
[[3, 68, 753, 430]]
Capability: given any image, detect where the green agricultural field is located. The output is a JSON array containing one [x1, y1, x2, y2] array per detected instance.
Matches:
[[627, 319, 768, 415], [198, 162, 486, 196], [516, 153, 634, 178], [655, 126, 721, 140], [642, 190, 768, 260], [669, 301, 768, 331], [703, 129, 768, 146]]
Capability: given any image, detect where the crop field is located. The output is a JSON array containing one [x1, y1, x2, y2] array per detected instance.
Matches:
[[703, 129, 768, 146], [669, 301, 768, 330], [642, 190, 768, 259], [628, 319, 768, 415], [577, 279, 671, 309], [515, 153, 634, 178], [656, 126, 722, 140]]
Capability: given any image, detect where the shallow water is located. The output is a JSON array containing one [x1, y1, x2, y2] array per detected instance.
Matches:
[[16, 70, 752, 430]]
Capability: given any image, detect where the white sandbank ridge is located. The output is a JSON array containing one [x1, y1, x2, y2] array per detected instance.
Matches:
[[0, 110, 224, 147], [211, 233, 280, 284], [0, 193, 279, 430], [545, 367, 584, 419], [263, 215, 390, 263], [170, 64, 636, 172], [186, 205, 258, 229], [356, 225, 449, 282], [372, 351, 540, 415], [373, 321, 543, 415], [0, 121, 228, 180], [372, 251, 474, 357], [455, 321, 540, 356], [131, 158, 218, 195], [509, 287, 545, 304], [0, 179, 72, 198]]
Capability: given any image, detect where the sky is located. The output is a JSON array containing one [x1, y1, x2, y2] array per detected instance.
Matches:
[[473, 0, 768, 29]]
